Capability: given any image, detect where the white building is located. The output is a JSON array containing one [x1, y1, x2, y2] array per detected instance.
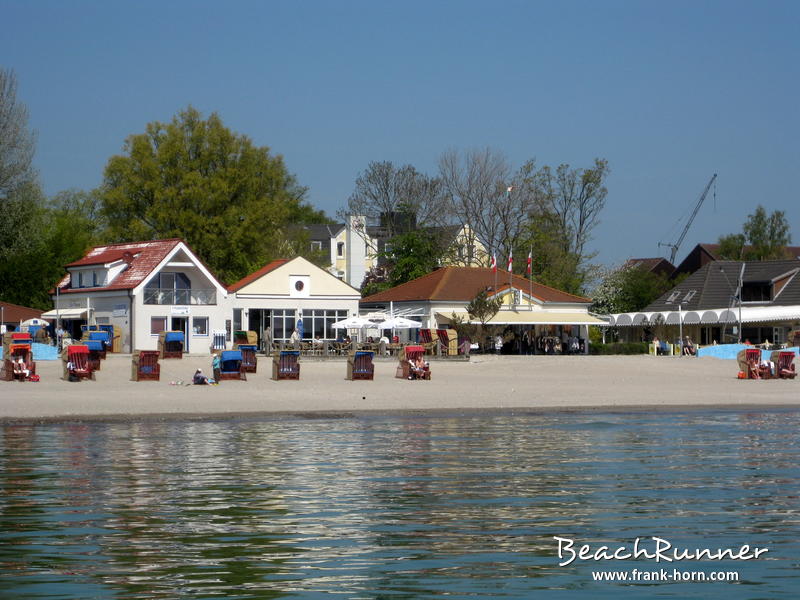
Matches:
[[227, 256, 362, 348], [46, 239, 229, 353]]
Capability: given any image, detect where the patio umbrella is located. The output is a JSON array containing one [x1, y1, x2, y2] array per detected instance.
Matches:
[[331, 316, 373, 329], [377, 316, 420, 329]]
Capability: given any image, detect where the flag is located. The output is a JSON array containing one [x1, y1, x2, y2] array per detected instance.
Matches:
[[527, 251, 532, 275], [491, 253, 497, 273], [507, 250, 513, 272]]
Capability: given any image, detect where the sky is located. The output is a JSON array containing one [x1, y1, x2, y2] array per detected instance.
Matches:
[[3, 0, 798, 268]]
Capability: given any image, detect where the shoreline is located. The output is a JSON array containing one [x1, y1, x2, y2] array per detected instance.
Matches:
[[2, 402, 800, 425], [1, 354, 797, 422]]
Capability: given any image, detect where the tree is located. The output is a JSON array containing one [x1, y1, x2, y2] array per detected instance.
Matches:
[[0, 68, 36, 199], [591, 263, 673, 315], [100, 106, 317, 284], [438, 148, 529, 266], [343, 161, 447, 237], [716, 206, 792, 261], [742, 206, 792, 260], [465, 288, 503, 352]]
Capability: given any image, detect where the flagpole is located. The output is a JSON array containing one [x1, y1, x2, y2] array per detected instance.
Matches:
[[529, 247, 533, 311]]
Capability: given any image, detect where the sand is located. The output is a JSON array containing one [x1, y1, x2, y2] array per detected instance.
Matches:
[[1, 353, 797, 422]]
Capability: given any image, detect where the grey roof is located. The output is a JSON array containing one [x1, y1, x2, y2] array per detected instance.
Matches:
[[645, 260, 800, 312], [305, 223, 344, 241]]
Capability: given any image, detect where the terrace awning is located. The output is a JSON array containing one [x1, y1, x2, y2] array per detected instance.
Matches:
[[605, 305, 800, 327], [40, 308, 87, 319], [437, 310, 606, 326]]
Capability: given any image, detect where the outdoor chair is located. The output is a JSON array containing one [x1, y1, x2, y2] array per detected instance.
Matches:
[[239, 344, 258, 373], [132, 350, 160, 381], [272, 350, 300, 380], [159, 331, 184, 359], [436, 329, 458, 356], [88, 330, 112, 353], [218, 350, 247, 381], [742, 348, 769, 380], [418, 329, 438, 355], [63, 345, 94, 381], [347, 351, 375, 380], [396, 345, 431, 380], [775, 351, 797, 379], [83, 339, 106, 371], [2, 343, 36, 382]]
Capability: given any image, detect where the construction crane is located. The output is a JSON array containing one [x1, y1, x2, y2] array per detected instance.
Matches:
[[659, 173, 718, 264]]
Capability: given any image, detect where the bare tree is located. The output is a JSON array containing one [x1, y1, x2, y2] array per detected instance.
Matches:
[[342, 161, 447, 237], [0, 68, 36, 199], [438, 148, 532, 265]]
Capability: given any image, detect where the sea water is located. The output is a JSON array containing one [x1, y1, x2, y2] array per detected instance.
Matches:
[[0, 409, 798, 599]]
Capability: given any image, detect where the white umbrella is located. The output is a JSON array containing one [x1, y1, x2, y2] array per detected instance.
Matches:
[[331, 316, 373, 329], [377, 316, 420, 329]]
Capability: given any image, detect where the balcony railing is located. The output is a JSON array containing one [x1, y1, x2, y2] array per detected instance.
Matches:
[[143, 288, 217, 305]]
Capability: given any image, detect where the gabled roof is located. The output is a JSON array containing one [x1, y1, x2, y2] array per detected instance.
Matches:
[[0, 300, 46, 323], [305, 223, 345, 241], [645, 259, 800, 312], [624, 257, 675, 277], [673, 243, 800, 277], [55, 239, 187, 293], [360, 267, 590, 304], [227, 260, 289, 292]]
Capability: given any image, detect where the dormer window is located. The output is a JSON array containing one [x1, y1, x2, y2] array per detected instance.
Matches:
[[741, 282, 771, 302]]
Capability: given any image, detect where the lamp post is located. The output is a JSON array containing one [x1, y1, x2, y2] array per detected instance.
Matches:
[[678, 303, 683, 356]]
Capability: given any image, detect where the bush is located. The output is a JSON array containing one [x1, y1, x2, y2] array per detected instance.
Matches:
[[589, 342, 649, 355]]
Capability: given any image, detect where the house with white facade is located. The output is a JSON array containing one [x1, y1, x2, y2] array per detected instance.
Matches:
[[46, 239, 229, 352], [227, 255, 361, 349]]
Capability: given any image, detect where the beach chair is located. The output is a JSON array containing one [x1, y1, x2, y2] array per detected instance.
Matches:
[[347, 351, 375, 380], [272, 350, 300, 380], [83, 339, 105, 371], [2, 343, 36, 382], [396, 345, 431, 380], [436, 329, 458, 356], [233, 330, 258, 348], [742, 348, 769, 380], [88, 330, 112, 353], [218, 350, 246, 381], [132, 350, 160, 381], [63, 345, 94, 381], [158, 331, 184, 359], [775, 351, 796, 379], [418, 329, 438, 355], [239, 344, 258, 373]]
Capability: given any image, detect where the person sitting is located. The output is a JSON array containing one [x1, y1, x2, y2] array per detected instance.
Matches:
[[408, 355, 428, 380], [13, 357, 30, 380], [193, 368, 209, 385], [683, 337, 696, 356]]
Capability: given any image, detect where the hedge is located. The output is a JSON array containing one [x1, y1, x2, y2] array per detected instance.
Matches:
[[589, 342, 649, 355]]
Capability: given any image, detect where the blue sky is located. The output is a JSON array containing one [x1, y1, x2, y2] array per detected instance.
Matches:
[[3, 0, 798, 268]]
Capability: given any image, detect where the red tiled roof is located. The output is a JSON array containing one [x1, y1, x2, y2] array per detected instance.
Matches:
[[56, 239, 183, 293], [0, 301, 46, 323], [360, 267, 590, 304], [227, 259, 289, 292]]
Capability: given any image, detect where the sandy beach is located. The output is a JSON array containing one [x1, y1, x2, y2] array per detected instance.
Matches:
[[0, 353, 797, 421]]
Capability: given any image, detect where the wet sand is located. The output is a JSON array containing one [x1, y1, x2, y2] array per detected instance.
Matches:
[[1, 353, 797, 422]]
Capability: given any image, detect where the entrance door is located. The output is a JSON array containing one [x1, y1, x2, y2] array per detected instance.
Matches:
[[171, 317, 188, 352], [248, 309, 271, 352]]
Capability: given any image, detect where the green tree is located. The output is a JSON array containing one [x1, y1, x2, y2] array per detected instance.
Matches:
[[742, 206, 792, 260], [100, 106, 319, 284], [716, 206, 792, 261], [591, 264, 672, 315], [465, 289, 503, 352]]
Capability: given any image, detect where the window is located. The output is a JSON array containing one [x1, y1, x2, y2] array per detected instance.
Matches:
[[77, 272, 84, 288], [311, 240, 322, 251], [145, 272, 192, 304], [302, 309, 349, 340], [271, 309, 296, 341], [666, 291, 681, 303], [92, 271, 98, 287], [682, 290, 697, 303], [233, 309, 242, 333], [741, 282, 771, 302], [150, 317, 167, 335], [337, 242, 345, 257], [193, 317, 209, 336]]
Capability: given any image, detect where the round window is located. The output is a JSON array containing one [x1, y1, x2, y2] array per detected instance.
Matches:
[[295, 280, 304, 291]]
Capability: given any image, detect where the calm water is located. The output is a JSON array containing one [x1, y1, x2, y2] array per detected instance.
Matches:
[[1, 409, 798, 599]]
